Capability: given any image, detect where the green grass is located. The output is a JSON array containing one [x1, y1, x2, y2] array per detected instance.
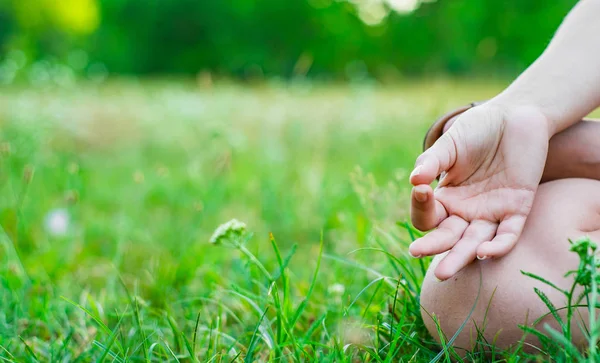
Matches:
[[1, 78, 587, 361]]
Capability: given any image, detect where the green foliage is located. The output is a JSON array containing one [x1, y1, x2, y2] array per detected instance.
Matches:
[[0, 0, 579, 78], [0, 81, 486, 361], [520, 237, 600, 361], [2, 80, 600, 361]]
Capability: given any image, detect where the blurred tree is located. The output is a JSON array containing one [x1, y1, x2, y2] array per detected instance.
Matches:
[[0, 0, 580, 79], [51, 0, 100, 35], [2, 0, 99, 58]]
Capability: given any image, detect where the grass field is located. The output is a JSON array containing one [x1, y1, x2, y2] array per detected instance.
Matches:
[[2, 78, 586, 361]]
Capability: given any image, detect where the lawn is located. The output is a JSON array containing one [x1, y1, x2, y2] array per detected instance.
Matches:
[[0, 78, 554, 362]]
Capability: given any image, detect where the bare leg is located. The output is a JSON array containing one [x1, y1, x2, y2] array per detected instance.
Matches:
[[420, 178, 600, 350]]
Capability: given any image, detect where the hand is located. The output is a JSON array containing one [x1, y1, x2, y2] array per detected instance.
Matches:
[[409, 103, 550, 280]]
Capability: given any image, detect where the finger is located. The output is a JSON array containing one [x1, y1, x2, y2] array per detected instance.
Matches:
[[408, 216, 468, 258], [410, 133, 458, 186], [476, 215, 527, 259], [411, 184, 448, 231], [434, 220, 498, 281]]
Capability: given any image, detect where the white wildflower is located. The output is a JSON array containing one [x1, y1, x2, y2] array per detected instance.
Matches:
[[209, 218, 247, 244], [339, 319, 371, 346], [328, 283, 345, 296], [44, 208, 70, 236]]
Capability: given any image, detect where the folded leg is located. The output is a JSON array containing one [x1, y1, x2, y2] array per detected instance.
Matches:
[[420, 178, 600, 350]]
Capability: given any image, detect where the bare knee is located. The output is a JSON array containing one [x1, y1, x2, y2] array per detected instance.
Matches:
[[420, 256, 536, 351], [420, 257, 488, 351], [420, 256, 573, 352], [420, 179, 600, 351]]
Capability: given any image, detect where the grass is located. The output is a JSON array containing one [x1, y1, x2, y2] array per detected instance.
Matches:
[[0, 78, 598, 361]]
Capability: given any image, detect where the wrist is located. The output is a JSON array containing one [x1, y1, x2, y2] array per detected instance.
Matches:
[[486, 94, 556, 139]]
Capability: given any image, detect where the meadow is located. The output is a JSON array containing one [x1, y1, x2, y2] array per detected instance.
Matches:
[[2, 78, 591, 362]]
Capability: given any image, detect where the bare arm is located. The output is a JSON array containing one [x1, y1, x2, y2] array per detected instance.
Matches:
[[544, 120, 600, 182], [409, 0, 600, 279], [493, 0, 600, 136]]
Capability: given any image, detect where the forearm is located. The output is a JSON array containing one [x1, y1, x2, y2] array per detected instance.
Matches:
[[543, 120, 600, 182], [493, 0, 600, 136]]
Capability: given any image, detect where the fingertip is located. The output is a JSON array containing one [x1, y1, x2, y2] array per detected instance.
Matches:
[[480, 216, 526, 258], [434, 255, 464, 281], [412, 184, 432, 203], [408, 240, 426, 258], [476, 237, 516, 259], [409, 165, 423, 183], [433, 267, 451, 282], [475, 242, 493, 259], [409, 157, 439, 186], [408, 245, 422, 259], [409, 170, 428, 186], [413, 184, 432, 193]]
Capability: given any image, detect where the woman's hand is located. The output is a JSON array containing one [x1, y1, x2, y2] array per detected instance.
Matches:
[[409, 103, 551, 280]]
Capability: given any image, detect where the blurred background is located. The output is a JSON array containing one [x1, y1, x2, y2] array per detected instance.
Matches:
[[0, 0, 588, 360], [0, 0, 578, 83]]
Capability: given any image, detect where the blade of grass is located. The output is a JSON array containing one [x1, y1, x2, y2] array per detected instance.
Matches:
[[181, 332, 196, 362], [544, 324, 583, 360], [93, 340, 125, 363], [192, 311, 201, 358], [533, 288, 566, 332], [174, 297, 244, 325], [18, 336, 38, 363], [166, 314, 183, 355], [397, 221, 426, 277], [430, 266, 484, 363], [303, 313, 327, 342], [323, 254, 395, 288], [61, 296, 124, 355], [389, 278, 401, 338], [245, 307, 269, 363], [361, 278, 385, 319], [53, 329, 74, 362], [270, 235, 297, 282], [520, 271, 567, 295], [161, 338, 182, 363], [269, 282, 286, 360], [290, 233, 324, 327], [345, 276, 387, 315], [96, 312, 125, 363], [0, 344, 16, 361], [118, 277, 149, 363]]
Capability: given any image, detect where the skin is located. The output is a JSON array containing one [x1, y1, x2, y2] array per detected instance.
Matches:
[[410, 105, 549, 280], [411, 0, 600, 350], [421, 178, 600, 351], [410, 0, 600, 281], [418, 119, 600, 350]]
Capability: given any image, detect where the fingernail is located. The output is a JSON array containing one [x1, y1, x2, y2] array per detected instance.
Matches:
[[414, 189, 428, 203], [410, 165, 422, 179], [477, 255, 488, 260], [434, 276, 443, 283], [408, 248, 421, 259]]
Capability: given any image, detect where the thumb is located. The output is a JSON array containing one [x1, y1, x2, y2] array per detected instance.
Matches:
[[410, 133, 457, 186]]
